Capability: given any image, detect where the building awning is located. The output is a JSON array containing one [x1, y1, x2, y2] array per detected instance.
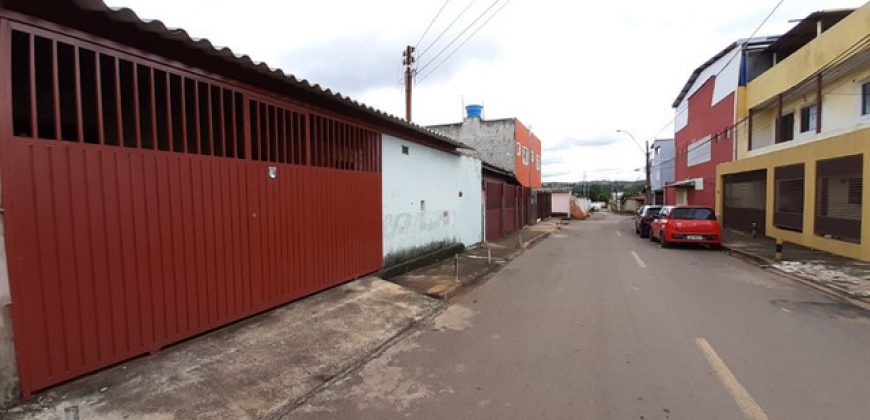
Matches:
[[666, 178, 704, 190]]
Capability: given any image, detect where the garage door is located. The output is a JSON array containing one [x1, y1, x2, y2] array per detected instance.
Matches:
[[723, 170, 767, 235], [2, 24, 382, 396]]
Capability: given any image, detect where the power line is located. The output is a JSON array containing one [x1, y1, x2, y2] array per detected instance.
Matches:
[[417, 0, 503, 74], [415, 0, 451, 48], [416, 0, 509, 85], [651, 31, 870, 171], [648, 0, 787, 140], [417, 0, 479, 59]]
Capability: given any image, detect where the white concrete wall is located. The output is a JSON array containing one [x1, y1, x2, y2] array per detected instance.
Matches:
[[573, 197, 592, 214], [0, 176, 19, 406], [624, 199, 642, 213], [382, 134, 482, 266], [552, 192, 570, 214], [675, 46, 741, 132]]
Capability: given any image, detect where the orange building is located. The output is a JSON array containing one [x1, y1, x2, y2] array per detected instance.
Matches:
[[428, 105, 542, 188]]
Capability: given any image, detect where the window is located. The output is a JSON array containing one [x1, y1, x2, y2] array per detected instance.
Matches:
[[536, 155, 541, 170], [9, 29, 258, 157], [687, 136, 711, 166], [522, 147, 529, 165], [303, 113, 377, 171], [11, 30, 32, 137], [35, 36, 56, 140], [516, 142, 521, 155], [5, 27, 386, 175], [800, 105, 817, 132], [863, 82, 870, 116], [779, 112, 794, 142], [669, 207, 716, 220]]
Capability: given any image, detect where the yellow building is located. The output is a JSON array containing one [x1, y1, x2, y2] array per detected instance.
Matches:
[[716, 5, 870, 260]]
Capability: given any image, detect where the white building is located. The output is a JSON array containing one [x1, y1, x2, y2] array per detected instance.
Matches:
[[381, 134, 482, 266]]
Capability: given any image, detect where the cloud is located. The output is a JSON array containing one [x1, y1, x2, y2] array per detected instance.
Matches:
[[277, 36, 403, 96], [544, 136, 620, 153], [275, 32, 503, 99], [543, 169, 573, 180], [570, 137, 621, 147], [104, 0, 866, 187], [542, 154, 563, 165]]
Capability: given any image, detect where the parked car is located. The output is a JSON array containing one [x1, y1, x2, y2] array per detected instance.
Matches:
[[650, 206, 722, 248], [634, 205, 663, 238]]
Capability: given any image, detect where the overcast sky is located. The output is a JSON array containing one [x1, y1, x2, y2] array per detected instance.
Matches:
[[106, 0, 866, 182]]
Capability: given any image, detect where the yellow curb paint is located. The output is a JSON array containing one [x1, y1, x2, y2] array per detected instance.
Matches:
[[696, 338, 769, 420]]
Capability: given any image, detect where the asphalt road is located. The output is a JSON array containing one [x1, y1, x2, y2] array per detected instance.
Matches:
[[290, 212, 870, 420]]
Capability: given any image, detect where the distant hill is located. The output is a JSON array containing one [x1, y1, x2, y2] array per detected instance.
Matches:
[[542, 180, 645, 201]]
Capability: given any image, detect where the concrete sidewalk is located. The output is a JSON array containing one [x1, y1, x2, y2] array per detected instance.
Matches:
[[723, 229, 870, 308], [2, 278, 443, 420], [387, 219, 564, 299]]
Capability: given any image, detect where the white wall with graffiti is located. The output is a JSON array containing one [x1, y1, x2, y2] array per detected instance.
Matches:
[[382, 134, 482, 266]]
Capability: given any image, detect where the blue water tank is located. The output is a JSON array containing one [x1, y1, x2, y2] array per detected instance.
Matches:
[[465, 104, 483, 119]]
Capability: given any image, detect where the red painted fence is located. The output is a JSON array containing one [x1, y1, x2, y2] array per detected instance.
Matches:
[[484, 182, 535, 241], [1, 23, 382, 396]]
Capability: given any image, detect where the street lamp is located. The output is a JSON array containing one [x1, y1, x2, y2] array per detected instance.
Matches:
[[616, 129, 651, 205]]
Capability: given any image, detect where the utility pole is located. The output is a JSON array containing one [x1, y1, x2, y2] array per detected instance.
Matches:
[[616, 129, 652, 204], [403, 45, 415, 122], [645, 139, 651, 205]]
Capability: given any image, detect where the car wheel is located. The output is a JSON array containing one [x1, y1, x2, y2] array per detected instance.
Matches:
[[659, 231, 670, 248], [710, 243, 723, 251]]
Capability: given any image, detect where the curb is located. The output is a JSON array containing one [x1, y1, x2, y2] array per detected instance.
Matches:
[[723, 245, 870, 311], [425, 229, 558, 300], [378, 243, 465, 279]]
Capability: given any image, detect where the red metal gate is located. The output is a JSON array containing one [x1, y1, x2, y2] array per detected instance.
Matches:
[[485, 182, 532, 241], [504, 185, 517, 234], [2, 23, 382, 396], [537, 191, 552, 219], [485, 181, 503, 241], [520, 187, 530, 227]]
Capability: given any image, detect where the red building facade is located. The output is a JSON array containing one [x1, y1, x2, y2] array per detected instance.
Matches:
[[514, 120, 542, 189], [669, 78, 735, 207], [668, 37, 778, 208]]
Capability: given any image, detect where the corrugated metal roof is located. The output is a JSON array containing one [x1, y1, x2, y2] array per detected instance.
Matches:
[[3, 0, 470, 151], [481, 162, 520, 185], [762, 9, 854, 59]]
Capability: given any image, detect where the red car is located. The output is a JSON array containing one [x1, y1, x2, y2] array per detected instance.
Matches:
[[650, 206, 722, 248]]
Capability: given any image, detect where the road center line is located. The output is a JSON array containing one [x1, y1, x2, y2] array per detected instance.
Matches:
[[630, 251, 646, 268], [695, 338, 769, 420]]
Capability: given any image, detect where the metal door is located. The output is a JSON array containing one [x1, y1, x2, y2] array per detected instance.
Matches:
[[485, 181, 503, 241], [2, 24, 383, 396], [723, 170, 767, 235]]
